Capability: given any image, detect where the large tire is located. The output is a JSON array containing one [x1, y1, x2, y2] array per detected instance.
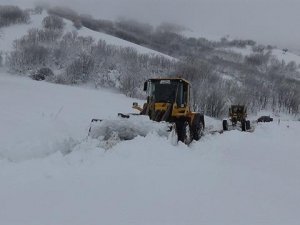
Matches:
[[177, 121, 192, 145], [192, 114, 204, 141], [193, 121, 204, 141], [168, 123, 178, 146], [182, 121, 192, 145], [223, 120, 228, 131], [241, 120, 246, 131], [246, 120, 251, 130]]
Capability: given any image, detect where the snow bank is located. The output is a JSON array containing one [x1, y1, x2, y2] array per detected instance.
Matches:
[[89, 115, 170, 148], [89, 115, 170, 140], [0, 72, 138, 161]]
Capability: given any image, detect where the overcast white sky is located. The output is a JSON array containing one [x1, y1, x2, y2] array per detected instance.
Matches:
[[1, 0, 300, 51]]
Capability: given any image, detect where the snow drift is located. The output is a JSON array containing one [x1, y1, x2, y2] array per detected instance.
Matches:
[[88, 115, 171, 148]]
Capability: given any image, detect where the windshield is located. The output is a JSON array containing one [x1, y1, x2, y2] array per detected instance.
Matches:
[[149, 80, 185, 105]]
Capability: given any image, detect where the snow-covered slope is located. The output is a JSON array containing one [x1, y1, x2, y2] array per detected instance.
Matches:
[[185, 30, 300, 68], [63, 19, 174, 60], [272, 48, 300, 65], [0, 11, 174, 60], [223, 45, 300, 67], [1, 71, 300, 225], [0, 72, 138, 161], [0, 12, 45, 52]]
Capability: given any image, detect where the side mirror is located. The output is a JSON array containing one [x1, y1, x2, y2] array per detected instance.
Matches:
[[143, 81, 148, 91]]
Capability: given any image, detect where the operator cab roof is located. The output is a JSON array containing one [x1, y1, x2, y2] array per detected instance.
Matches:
[[147, 78, 190, 85]]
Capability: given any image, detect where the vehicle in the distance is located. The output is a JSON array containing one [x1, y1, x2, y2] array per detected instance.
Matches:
[[257, 116, 273, 122]]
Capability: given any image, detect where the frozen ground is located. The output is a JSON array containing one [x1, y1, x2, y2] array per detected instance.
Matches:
[[0, 71, 300, 225]]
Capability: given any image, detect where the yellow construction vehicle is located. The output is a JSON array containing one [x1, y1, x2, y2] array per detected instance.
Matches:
[[222, 105, 251, 131], [131, 78, 205, 144], [89, 77, 205, 145]]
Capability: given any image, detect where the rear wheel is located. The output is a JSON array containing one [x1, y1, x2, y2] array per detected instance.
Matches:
[[223, 120, 228, 131], [241, 120, 246, 131], [246, 120, 251, 130]]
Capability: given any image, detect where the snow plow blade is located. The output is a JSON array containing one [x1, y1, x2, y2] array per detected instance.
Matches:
[[88, 114, 172, 143]]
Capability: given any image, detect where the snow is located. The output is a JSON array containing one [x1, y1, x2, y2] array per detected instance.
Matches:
[[0, 10, 174, 60], [0, 12, 46, 52], [1, 71, 300, 225], [272, 49, 300, 66], [0, 72, 138, 161], [183, 30, 223, 42], [223, 45, 254, 57], [222, 45, 300, 68], [89, 115, 170, 142], [65, 20, 174, 60], [0, 6, 300, 225]]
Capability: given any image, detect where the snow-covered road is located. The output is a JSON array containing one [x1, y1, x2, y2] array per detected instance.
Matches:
[[1, 72, 300, 225]]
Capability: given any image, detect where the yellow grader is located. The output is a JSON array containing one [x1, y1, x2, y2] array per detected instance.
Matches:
[[222, 105, 251, 131], [89, 78, 205, 145]]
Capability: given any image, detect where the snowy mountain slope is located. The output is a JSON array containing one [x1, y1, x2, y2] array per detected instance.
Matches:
[[63, 19, 175, 60], [1, 71, 300, 225], [223, 45, 300, 67], [185, 30, 300, 68], [0, 12, 45, 52], [0, 11, 174, 60], [272, 48, 300, 65]]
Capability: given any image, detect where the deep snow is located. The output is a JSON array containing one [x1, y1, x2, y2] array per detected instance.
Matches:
[[0, 71, 300, 225], [1, 9, 300, 225]]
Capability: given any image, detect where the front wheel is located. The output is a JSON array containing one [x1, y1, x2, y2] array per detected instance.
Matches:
[[177, 121, 192, 145], [193, 121, 204, 141], [246, 120, 251, 130], [168, 123, 178, 146], [182, 121, 192, 145], [223, 120, 228, 131]]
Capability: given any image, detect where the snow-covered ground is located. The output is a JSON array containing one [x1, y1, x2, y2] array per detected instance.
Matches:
[[0, 71, 300, 225], [1, 7, 300, 225]]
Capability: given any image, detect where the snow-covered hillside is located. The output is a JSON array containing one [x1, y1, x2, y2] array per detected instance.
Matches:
[[224, 45, 300, 70], [0, 11, 174, 59], [1, 71, 300, 225], [186, 31, 300, 69], [0, 12, 45, 52]]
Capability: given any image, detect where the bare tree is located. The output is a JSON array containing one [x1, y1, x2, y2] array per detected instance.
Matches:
[[64, 52, 94, 84], [0, 5, 29, 27], [42, 15, 65, 31]]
